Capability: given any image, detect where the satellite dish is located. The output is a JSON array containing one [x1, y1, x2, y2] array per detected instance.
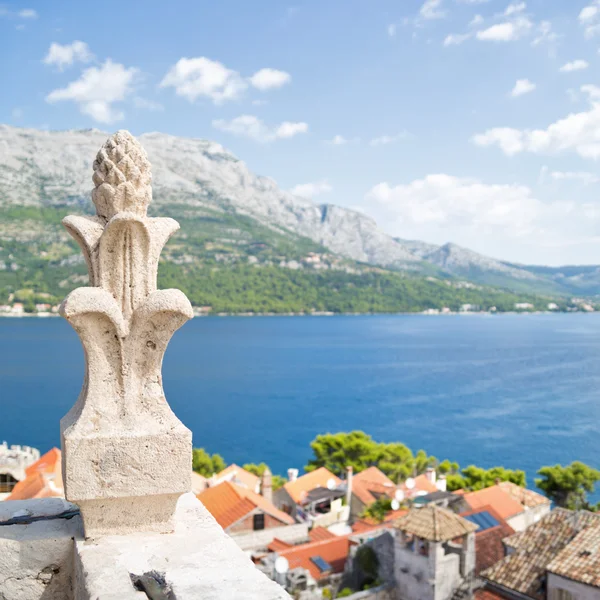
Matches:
[[391, 499, 400, 511], [395, 489, 405, 502], [327, 478, 336, 490], [275, 557, 289, 574], [405, 478, 415, 490]]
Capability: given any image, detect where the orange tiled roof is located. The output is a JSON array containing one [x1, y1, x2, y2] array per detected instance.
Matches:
[[497, 481, 550, 509], [214, 464, 260, 492], [284, 468, 342, 504], [462, 486, 525, 521], [309, 526, 337, 542], [268, 538, 294, 552], [352, 467, 396, 506], [7, 448, 63, 501], [398, 473, 438, 498], [198, 481, 294, 530], [278, 536, 355, 580]]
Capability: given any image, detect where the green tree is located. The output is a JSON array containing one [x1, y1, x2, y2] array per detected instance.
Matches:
[[446, 465, 526, 492], [243, 463, 286, 491], [536, 462, 600, 509], [192, 448, 226, 477], [361, 497, 394, 523]]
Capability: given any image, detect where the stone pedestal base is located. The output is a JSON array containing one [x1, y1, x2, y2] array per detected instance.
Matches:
[[78, 494, 182, 538], [61, 422, 192, 538]]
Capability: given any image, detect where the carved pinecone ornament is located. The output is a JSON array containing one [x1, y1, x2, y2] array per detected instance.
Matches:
[[92, 130, 152, 220]]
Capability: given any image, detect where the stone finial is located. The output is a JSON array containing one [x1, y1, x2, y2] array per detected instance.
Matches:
[[59, 131, 193, 538]]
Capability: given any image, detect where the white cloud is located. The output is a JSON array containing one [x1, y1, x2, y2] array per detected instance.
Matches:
[[511, 78, 536, 97], [43, 41, 93, 71], [469, 14, 484, 27], [18, 9, 37, 18], [46, 59, 138, 123], [559, 60, 589, 73], [476, 16, 532, 41], [550, 171, 600, 184], [420, 0, 446, 20], [369, 133, 409, 146], [504, 2, 526, 16], [212, 115, 308, 143], [388, 24, 397, 37], [444, 33, 471, 46], [366, 175, 541, 232], [363, 174, 599, 263], [579, 1, 600, 37], [160, 57, 247, 104], [290, 181, 333, 198], [133, 97, 164, 111], [531, 21, 560, 50], [456, 0, 490, 3], [472, 92, 600, 159], [249, 68, 291, 91], [326, 135, 350, 145]]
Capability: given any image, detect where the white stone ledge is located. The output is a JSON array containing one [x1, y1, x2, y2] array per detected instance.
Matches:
[[0, 495, 291, 599], [76, 493, 291, 599]]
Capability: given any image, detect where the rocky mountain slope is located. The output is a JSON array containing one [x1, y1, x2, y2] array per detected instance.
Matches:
[[0, 125, 598, 298]]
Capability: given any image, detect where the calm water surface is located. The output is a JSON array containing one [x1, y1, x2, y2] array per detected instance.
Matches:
[[1, 314, 599, 483]]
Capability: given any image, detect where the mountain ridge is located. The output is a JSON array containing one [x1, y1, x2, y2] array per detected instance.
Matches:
[[0, 124, 599, 297]]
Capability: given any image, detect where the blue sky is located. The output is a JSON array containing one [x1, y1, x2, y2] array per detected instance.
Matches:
[[2, 0, 600, 265]]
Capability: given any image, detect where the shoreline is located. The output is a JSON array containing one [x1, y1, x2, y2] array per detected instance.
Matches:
[[0, 310, 595, 319]]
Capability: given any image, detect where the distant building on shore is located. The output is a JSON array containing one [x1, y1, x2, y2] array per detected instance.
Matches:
[[0, 442, 40, 498]]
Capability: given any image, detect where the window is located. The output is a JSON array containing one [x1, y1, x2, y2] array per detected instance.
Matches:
[[0, 473, 18, 493], [253, 513, 265, 531]]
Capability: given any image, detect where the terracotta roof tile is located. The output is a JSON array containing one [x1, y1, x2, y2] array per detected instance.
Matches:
[[497, 482, 550, 509], [214, 464, 260, 492], [284, 468, 342, 505], [462, 486, 525, 520], [278, 536, 355, 580], [482, 508, 600, 600], [394, 505, 478, 542], [7, 448, 63, 501], [268, 538, 294, 552], [309, 526, 337, 542], [351, 467, 397, 506], [547, 522, 600, 587], [198, 481, 294, 530]]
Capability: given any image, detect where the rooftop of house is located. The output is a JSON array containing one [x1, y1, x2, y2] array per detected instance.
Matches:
[[497, 481, 550, 509], [276, 535, 355, 581], [283, 467, 342, 505], [351, 509, 408, 534], [395, 505, 478, 543], [459, 485, 526, 521], [7, 447, 63, 501], [481, 508, 600, 600], [399, 473, 438, 497], [546, 521, 600, 587], [198, 480, 294, 530], [460, 505, 515, 576], [474, 588, 507, 600], [351, 466, 397, 505], [214, 464, 260, 492], [309, 526, 337, 542]]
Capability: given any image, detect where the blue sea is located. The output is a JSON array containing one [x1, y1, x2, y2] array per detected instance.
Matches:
[[1, 314, 599, 485]]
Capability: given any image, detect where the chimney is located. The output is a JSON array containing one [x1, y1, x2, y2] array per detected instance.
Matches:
[[261, 467, 273, 504], [425, 467, 436, 485], [436, 474, 447, 492], [346, 466, 353, 508], [287, 468, 298, 482]]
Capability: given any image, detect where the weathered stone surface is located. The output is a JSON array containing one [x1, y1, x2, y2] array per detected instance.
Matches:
[[0, 498, 82, 600], [60, 130, 193, 538], [75, 493, 291, 599]]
